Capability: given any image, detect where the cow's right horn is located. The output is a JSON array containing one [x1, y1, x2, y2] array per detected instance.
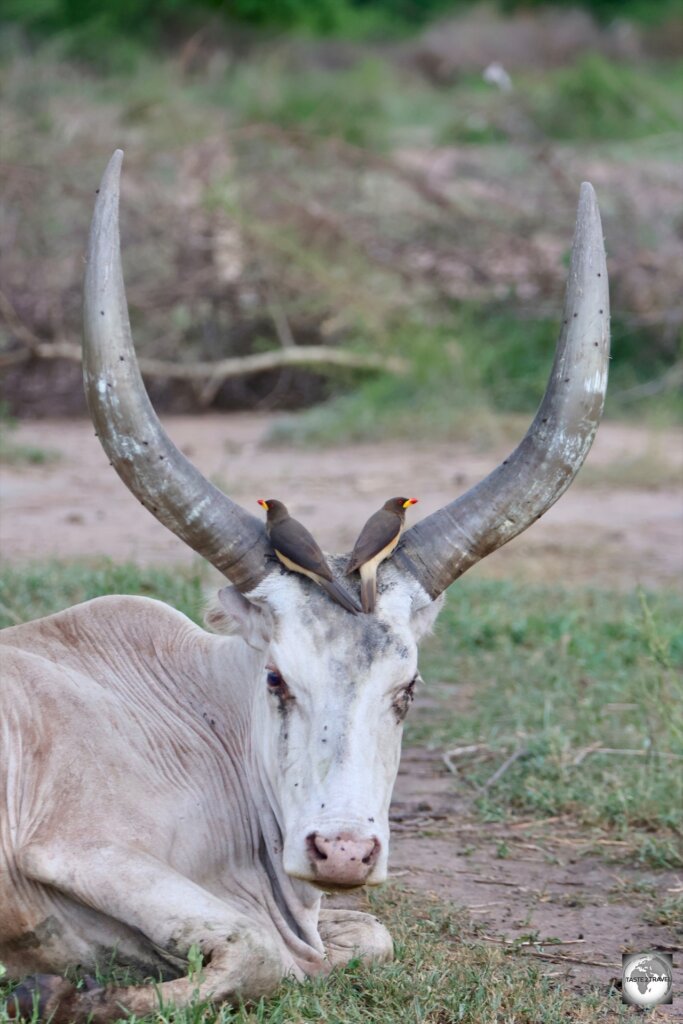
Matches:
[[83, 150, 271, 593], [394, 182, 610, 598]]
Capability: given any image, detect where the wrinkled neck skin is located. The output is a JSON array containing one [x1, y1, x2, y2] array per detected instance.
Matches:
[[207, 562, 442, 971]]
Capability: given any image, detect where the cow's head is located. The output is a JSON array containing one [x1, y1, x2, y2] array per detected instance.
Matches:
[[83, 151, 609, 891], [206, 564, 442, 888]]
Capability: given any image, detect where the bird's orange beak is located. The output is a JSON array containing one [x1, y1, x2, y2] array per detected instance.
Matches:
[[403, 498, 419, 508], [257, 499, 269, 511]]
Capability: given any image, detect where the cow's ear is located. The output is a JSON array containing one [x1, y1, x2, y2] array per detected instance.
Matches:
[[410, 593, 445, 642], [205, 586, 272, 645]]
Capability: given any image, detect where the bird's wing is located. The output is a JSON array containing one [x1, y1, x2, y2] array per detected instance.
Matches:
[[346, 510, 399, 573], [271, 518, 333, 580]]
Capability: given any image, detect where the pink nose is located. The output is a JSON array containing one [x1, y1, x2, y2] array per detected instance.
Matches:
[[306, 831, 380, 887]]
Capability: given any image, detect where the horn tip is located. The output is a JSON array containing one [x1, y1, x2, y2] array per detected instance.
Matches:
[[98, 150, 124, 195]]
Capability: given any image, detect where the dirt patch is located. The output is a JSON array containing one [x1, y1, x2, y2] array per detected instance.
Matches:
[[2, 415, 681, 589], [329, 746, 681, 1011]]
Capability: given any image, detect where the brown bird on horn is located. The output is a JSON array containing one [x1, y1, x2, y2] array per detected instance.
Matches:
[[258, 499, 361, 614], [346, 497, 419, 613]]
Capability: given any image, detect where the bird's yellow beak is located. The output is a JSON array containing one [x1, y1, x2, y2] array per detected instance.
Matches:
[[403, 498, 419, 508], [257, 499, 269, 511]]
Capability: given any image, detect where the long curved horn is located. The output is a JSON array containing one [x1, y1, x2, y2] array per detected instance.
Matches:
[[395, 183, 609, 599], [83, 150, 271, 592]]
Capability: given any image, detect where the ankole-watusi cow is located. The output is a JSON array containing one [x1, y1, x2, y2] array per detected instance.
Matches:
[[0, 151, 609, 1022]]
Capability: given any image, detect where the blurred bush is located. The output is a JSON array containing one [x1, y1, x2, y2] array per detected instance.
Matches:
[[0, 17, 681, 430], [2, 0, 682, 44]]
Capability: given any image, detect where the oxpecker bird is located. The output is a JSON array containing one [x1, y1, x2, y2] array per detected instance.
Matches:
[[346, 497, 419, 613], [258, 499, 361, 614]]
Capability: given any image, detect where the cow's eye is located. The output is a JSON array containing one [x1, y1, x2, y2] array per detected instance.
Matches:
[[266, 669, 284, 690]]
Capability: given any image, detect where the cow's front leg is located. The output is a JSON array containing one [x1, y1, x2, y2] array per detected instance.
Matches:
[[318, 908, 393, 968], [14, 841, 287, 1022]]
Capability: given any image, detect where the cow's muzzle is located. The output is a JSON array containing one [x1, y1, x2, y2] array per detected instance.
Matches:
[[305, 831, 380, 888]]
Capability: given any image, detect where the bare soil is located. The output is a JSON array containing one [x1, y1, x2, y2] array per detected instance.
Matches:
[[2, 414, 682, 1010], [1, 415, 682, 588], [379, 749, 682, 1004]]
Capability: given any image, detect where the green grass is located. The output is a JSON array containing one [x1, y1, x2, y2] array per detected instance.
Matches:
[[0, 887, 625, 1024], [413, 581, 683, 866], [0, 561, 207, 628]]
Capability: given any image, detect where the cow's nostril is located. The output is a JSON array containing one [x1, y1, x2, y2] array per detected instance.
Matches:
[[362, 838, 380, 865], [306, 832, 328, 861]]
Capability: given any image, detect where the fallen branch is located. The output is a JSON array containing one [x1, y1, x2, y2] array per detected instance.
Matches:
[[0, 338, 405, 384], [479, 935, 586, 948], [0, 288, 406, 395], [442, 743, 490, 774], [481, 747, 528, 791], [520, 950, 617, 969]]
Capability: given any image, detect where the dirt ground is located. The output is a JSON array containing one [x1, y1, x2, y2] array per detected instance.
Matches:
[[1, 414, 682, 588], [2, 414, 682, 1010]]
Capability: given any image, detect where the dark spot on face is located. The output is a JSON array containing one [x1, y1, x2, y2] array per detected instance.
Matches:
[[321, 803, 325, 808], [368, 817, 375, 823], [573, 312, 578, 318], [119, 355, 125, 361]]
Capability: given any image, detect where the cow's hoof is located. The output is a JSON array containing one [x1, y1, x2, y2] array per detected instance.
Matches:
[[7, 974, 76, 1021], [318, 908, 394, 967]]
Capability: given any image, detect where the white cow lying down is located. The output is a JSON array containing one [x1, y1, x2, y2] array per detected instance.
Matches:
[[0, 152, 609, 1022]]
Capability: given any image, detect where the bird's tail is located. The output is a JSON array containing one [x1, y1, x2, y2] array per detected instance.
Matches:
[[321, 577, 362, 615], [359, 566, 376, 614]]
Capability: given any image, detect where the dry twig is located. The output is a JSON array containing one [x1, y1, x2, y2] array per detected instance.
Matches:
[[481, 747, 528, 790], [572, 746, 683, 767]]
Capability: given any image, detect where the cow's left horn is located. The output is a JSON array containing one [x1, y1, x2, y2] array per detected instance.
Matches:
[[395, 183, 610, 598], [83, 150, 271, 592]]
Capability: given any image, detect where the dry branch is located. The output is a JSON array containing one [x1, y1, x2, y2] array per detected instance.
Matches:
[[572, 746, 683, 767], [1, 288, 406, 398], [481, 747, 528, 790]]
